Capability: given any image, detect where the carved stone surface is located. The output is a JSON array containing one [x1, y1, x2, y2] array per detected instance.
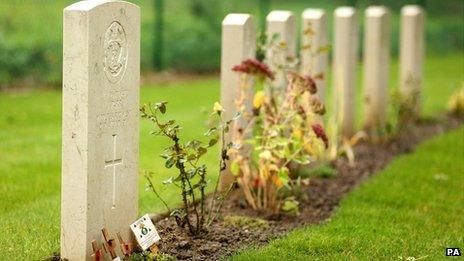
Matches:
[[103, 21, 128, 83], [61, 1, 140, 259]]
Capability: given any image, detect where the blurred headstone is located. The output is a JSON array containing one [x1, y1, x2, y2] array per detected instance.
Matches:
[[266, 10, 296, 90], [333, 7, 359, 138], [363, 6, 391, 131], [301, 8, 328, 102], [220, 13, 256, 189], [400, 5, 425, 115]]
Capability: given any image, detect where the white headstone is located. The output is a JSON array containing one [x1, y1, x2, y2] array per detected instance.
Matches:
[[61, 0, 140, 259], [333, 7, 359, 137], [220, 14, 256, 189], [363, 6, 391, 130], [301, 9, 328, 101], [400, 5, 425, 114], [266, 10, 296, 90]]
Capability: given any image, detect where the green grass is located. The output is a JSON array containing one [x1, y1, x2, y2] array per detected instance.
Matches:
[[231, 126, 464, 261], [0, 54, 462, 259]]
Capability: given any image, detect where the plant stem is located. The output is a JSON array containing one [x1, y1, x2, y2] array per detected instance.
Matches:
[[208, 181, 236, 226], [207, 121, 228, 225], [144, 174, 172, 214], [199, 170, 206, 229], [184, 169, 200, 232], [173, 137, 195, 234]]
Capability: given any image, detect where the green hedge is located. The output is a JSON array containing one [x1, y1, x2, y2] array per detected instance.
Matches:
[[0, 0, 462, 88]]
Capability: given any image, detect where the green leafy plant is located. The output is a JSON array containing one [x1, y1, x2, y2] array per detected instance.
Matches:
[[281, 196, 300, 216], [296, 163, 338, 179], [395, 75, 422, 126], [224, 27, 331, 215], [223, 215, 269, 229], [229, 59, 328, 215], [130, 251, 177, 261], [140, 101, 235, 235]]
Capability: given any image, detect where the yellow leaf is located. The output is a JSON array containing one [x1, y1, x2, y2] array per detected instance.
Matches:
[[292, 129, 302, 139], [259, 150, 272, 160], [253, 91, 265, 109], [230, 160, 241, 176], [304, 143, 316, 156], [213, 102, 224, 113]]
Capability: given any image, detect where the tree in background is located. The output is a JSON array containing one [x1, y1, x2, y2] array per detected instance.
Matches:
[[190, 0, 221, 27], [417, 0, 427, 8], [258, 0, 271, 31], [153, 0, 164, 70], [347, 0, 357, 7]]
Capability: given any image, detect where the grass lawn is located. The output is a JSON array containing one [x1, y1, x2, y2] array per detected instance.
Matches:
[[0, 54, 462, 259], [231, 126, 464, 260]]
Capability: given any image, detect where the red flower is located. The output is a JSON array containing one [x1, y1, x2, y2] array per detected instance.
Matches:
[[232, 59, 275, 80], [311, 123, 329, 149]]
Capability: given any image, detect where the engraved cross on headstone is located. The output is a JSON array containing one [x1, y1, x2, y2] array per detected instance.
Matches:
[[105, 134, 123, 209]]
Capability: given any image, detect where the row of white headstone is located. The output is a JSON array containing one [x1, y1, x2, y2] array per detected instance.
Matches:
[[59, 1, 424, 259], [221, 5, 425, 139]]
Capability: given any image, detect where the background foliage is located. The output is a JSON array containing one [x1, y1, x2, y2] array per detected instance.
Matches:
[[0, 0, 462, 88]]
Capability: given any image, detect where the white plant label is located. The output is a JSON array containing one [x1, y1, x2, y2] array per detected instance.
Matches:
[[130, 214, 161, 250]]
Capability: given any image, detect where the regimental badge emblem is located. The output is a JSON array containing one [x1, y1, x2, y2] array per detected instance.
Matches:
[[103, 21, 128, 84]]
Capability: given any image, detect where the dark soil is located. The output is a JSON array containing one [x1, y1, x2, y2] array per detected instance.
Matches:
[[154, 115, 463, 261]]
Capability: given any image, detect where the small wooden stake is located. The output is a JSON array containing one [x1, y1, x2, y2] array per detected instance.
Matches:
[[117, 232, 132, 258], [91, 240, 105, 261], [102, 228, 118, 259], [149, 244, 159, 255]]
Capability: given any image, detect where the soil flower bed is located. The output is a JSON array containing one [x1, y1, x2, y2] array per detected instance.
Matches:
[[152, 115, 462, 260]]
